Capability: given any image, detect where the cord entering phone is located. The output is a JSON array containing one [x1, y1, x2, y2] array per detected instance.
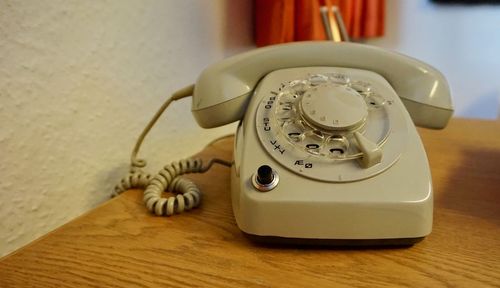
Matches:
[[114, 84, 231, 216]]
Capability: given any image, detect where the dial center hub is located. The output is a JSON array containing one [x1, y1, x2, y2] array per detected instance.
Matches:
[[300, 85, 368, 131]]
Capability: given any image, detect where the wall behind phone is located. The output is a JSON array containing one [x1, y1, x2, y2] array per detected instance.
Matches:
[[0, 0, 252, 257], [365, 0, 500, 119]]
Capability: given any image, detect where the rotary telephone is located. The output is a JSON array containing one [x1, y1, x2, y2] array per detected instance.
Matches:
[[115, 42, 453, 246]]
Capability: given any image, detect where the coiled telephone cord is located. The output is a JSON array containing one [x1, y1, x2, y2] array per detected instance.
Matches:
[[113, 84, 231, 216]]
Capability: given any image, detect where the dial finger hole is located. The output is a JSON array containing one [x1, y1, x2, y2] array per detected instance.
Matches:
[[283, 121, 307, 142], [303, 130, 324, 154], [288, 80, 309, 97], [350, 81, 372, 93], [278, 100, 294, 111], [326, 73, 350, 85], [276, 104, 296, 124], [308, 74, 329, 86], [366, 93, 386, 109], [279, 90, 299, 102], [326, 135, 349, 158]]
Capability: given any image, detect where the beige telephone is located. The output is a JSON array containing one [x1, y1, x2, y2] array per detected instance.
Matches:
[[116, 42, 453, 246]]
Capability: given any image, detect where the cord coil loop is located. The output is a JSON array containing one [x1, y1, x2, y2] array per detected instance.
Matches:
[[144, 158, 204, 216], [114, 158, 208, 216], [131, 158, 147, 169], [113, 168, 151, 197]]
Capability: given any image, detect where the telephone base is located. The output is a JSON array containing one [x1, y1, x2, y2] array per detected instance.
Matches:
[[231, 66, 435, 245], [243, 233, 425, 247]]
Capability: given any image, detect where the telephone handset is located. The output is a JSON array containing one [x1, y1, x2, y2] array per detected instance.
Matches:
[[192, 42, 452, 129], [116, 42, 453, 245]]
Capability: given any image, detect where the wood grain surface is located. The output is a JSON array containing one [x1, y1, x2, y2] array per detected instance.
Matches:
[[0, 118, 499, 287]]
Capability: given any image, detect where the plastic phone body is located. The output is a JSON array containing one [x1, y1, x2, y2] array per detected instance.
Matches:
[[192, 42, 453, 245]]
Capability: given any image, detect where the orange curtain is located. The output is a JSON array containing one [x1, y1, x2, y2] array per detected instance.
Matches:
[[255, 0, 385, 47]]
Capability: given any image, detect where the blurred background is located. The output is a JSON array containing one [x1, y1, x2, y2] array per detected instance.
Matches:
[[0, 0, 498, 257]]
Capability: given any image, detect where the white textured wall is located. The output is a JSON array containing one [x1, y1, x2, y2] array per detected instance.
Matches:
[[365, 0, 500, 119], [0, 0, 253, 257]]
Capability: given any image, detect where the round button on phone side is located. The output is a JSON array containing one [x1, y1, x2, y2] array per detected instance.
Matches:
[[252, 165, 279, 192], [257, 165, 274, 185]]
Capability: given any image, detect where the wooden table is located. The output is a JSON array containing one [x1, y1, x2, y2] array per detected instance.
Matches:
[[1, 118, 499, 287]]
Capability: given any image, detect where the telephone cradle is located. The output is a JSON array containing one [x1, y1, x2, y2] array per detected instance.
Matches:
[[116, 42, 453, 246]]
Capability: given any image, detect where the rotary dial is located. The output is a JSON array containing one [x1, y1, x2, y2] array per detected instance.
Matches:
[[255, 68, 408, 182]]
